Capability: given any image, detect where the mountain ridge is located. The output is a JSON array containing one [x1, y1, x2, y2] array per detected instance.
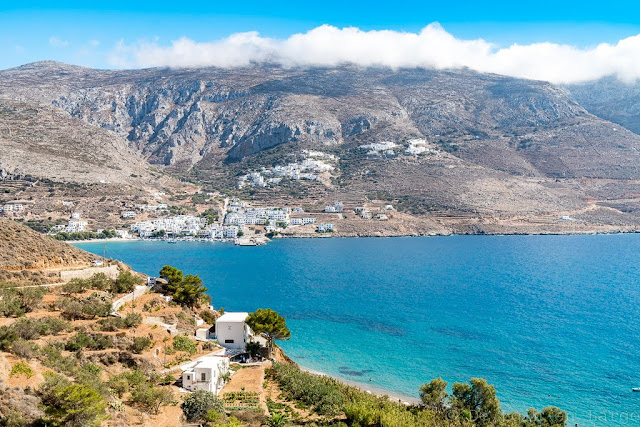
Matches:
[[2, 61, 640, 232]]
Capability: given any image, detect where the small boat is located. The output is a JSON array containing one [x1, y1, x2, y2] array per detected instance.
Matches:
[[632, 387, 640, 392], [167, 239, 177, 244]]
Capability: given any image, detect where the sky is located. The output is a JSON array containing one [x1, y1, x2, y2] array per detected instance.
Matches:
[[2, 1, 640, 83]]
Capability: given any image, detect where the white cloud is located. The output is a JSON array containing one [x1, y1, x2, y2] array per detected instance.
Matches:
[[107, 23, 640, 84], [49, 36, 69, 48]]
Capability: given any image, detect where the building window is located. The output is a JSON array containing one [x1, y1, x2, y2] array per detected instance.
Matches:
[[224, 339, 234, 343], [186, 375, 190, 380], [201, 373, 206, 381]]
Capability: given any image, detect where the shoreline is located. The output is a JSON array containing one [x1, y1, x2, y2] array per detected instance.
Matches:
[[64, 227, 640, 246], [296, 364, 420, 405]]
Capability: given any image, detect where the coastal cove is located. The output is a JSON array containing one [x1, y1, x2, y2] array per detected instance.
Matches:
[[76, 235, 640, 427]]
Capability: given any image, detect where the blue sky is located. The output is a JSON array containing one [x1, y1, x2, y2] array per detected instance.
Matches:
[[2, 0, 640, 77]]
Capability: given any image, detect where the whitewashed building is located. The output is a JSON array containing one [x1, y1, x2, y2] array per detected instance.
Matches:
[[214, 312, 254, 350], [66, 220, 88, 232], [182, 356, 230, 394], [223, 226, 239, 238]]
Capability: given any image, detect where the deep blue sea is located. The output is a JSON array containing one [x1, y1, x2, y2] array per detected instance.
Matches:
[[76, 235, 640, 426]]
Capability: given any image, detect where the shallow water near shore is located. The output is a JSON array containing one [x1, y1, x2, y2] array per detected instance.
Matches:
[[77, 235, 640, 426]]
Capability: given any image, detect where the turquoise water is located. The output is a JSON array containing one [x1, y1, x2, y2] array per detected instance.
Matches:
[[77, 235, 640, 426]]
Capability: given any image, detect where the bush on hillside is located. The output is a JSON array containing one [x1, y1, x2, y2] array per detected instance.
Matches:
[[172, 335, 197, 355], [38, 372, 107, 427], [128, 336, 152, 354], [130, 384, 173, 415], [57, 294, 112, 320], [111, 270, 142, 294], [97, 313, 142, 331], [199, 309, 217, 325], [65, 332, 112, 352], [181, 390, 225, 422], [0, 286, 47, 317]]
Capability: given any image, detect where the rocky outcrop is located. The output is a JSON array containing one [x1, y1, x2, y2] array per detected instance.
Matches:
[[2, 62, 628, 177]]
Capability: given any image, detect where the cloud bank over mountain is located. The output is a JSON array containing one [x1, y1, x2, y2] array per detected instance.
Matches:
[[109, 23, 640, 84]]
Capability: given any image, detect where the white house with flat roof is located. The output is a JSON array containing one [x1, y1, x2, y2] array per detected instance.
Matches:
[[215, 312, 254, 350], [181, 355, 230, 394]]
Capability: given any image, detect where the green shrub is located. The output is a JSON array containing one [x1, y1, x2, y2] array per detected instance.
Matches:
[[61, 279, 89, 295], [130, 384, 173, 415], [87, 273, 112, 291], [111, 271, 142, 294], [57, 294, 112, 320], [65, 332, 112, 352], [0, 286, 47, 317], [266, 363, 345, 416], [129, 336, 152, 354], [38, 373, 107, 427], [173, 335, 197, 355], [0, 411, 29, 427], [181, 390, 225, 422], [97, 313, 141, 331], [9, 317, 68, 340], [199, 309, 217, 324], [265, 413, 289, 427], [10, 339, 39, 359], [10, 361, 33, 378]]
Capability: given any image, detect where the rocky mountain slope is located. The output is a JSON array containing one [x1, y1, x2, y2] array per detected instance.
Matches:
[[0, 99, 155, 184], [567, 77, 640, 136], [2, 61, 640, 229]]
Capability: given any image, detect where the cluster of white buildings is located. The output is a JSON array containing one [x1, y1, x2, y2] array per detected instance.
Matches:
[[324, 201, 343, 213], [223, 202, 318, 235], [316, 223, 335, 233], [130, 214, 241, 239], [360, 141, 398, 156], [200, 224, 240, 239], [224, 207, 289, 227], [237, 151, 335, 189], [291, 217, 316, 226], [355, 204, 394, 221], [405, 138, 436, 156], [0, 203, 24, 215], [50, 212, 88, 233], [135, 203, 168, 212], [130, 215, 207, 238]]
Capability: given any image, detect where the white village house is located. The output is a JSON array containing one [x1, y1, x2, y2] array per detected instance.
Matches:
[[214, 312, 254, 350], [181, 355, 230, 394]]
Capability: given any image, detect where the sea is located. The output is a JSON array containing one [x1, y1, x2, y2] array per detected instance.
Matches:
[[76, 235, 640, 426]]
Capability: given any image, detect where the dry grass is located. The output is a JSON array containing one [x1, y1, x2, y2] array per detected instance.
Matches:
[[0, 218, 94, 271]]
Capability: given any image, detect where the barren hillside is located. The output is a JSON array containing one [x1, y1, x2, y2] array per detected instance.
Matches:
[[0, 218, 94, 279], [2, 62, 640, 231]]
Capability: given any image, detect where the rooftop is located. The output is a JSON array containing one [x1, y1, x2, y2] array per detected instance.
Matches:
[[192, 356, 228, 369], [216, 312, 249, 323]]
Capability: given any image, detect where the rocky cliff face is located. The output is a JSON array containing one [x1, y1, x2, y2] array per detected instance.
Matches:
[[0, 63, 606, 169], [2, 61, 640, 221]]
